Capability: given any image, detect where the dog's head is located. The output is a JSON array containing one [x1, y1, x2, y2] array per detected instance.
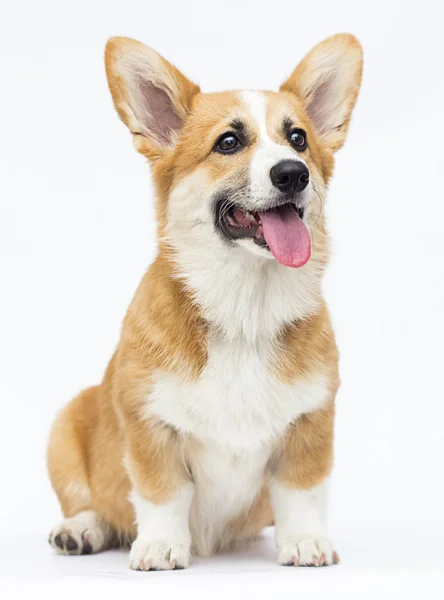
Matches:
[[105, 35, 362, 272]]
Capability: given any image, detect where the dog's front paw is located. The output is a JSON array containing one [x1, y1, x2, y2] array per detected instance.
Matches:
[[129, 537, 190, 571], [277, 535, 339, 567]]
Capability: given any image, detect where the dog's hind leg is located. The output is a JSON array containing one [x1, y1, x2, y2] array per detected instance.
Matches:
[[48, 509, 114, 555], [47, 387, 115, 555]]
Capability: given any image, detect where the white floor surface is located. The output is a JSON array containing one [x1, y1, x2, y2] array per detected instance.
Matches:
[[1, 523, 443, 600]]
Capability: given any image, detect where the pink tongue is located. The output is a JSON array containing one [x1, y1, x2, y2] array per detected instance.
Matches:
[[258, 205, 311, 268]]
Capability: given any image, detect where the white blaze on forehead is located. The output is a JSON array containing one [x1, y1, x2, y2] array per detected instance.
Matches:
[[239, 91, 307, 206]]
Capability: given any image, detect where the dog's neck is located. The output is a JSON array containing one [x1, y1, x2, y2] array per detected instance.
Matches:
[[165, 238, 325, 342]]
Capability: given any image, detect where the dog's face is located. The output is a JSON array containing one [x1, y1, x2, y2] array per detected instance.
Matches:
[[106, 35, 362, 270]]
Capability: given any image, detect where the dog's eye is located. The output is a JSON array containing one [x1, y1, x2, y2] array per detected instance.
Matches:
[[289, 129, 307, 151], [215, 132, 242, 154]]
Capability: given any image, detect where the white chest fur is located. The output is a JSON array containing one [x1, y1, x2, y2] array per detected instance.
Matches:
[[148, 332, 328, 449], [146, 331, 329, 555]]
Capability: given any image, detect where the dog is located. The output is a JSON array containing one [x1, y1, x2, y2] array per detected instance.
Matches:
[[47, 33, 363, 570]]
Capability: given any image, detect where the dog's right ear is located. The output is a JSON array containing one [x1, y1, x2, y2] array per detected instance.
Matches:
[[105, 37, 200, 160]]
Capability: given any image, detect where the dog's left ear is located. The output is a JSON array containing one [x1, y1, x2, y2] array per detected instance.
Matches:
[[281, 34, 363, 152]]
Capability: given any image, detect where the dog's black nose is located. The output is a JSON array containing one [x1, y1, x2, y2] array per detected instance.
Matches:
[[270, 160, 310, 194]]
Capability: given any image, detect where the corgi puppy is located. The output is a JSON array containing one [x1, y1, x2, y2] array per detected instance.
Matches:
[[47, 34, 363, 570]]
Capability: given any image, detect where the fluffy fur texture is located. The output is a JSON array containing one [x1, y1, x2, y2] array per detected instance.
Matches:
[[47, 33, 363, 569]]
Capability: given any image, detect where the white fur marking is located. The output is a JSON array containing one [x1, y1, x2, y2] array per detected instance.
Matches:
[[270, 479, 337, 566], [49, 510, 110, 555], [149, 348, 329, 447], [240, 91, 308, 207], [146, 343, 330, 555], [64, 482, 91, 504], [190, 442, 270, 556], [129, 485, 194, 570]]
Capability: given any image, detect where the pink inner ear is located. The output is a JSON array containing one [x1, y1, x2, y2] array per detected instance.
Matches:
[[138, 77, 184, 146], [305, 73, 336, 135]]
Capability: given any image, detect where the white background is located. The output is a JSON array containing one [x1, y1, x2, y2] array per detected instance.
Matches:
[[1, 0, 444, 598]]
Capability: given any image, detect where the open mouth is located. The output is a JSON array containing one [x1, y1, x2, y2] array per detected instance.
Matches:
[[216, 200, 311, 268]]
